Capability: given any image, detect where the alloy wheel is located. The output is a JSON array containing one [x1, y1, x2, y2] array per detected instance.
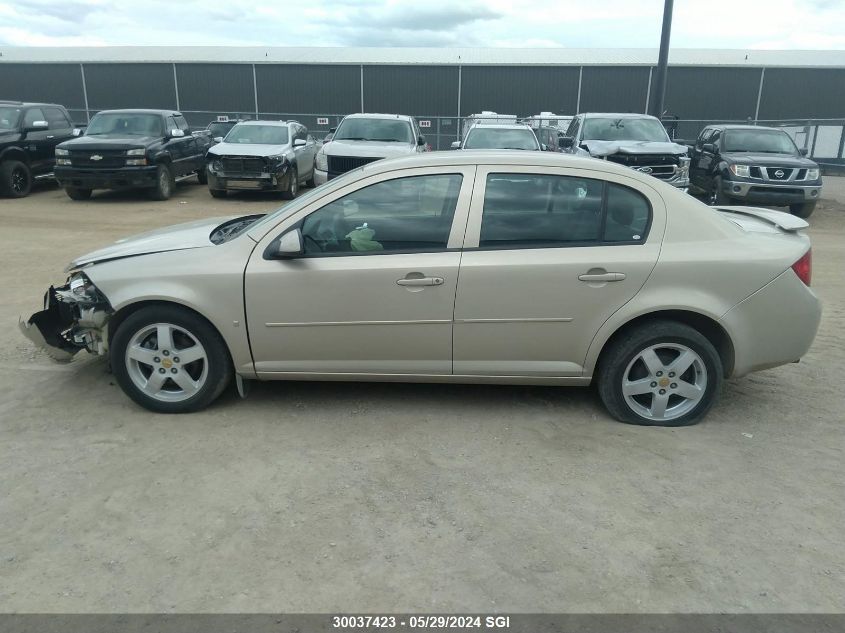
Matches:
[[621, 343, 708, 422], [12, 166, 28, 194], [124, 322, 208, 403]]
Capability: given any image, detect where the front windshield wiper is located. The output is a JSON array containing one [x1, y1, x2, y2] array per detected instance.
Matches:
[[336, 136, 369, 141], [367, 138, 406, 142]]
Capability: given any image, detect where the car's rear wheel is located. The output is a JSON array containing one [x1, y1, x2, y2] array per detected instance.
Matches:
[[282, 165, 298, 199], [0, 160, 32, 198], [209, 188, 227, 199], [110, 305, 233, 413], [65, 187, 92, 200], [196, 168, 208, 185], [790, 201, 816, 218], [597, 321, 723, 426], [150, 164, 174, 201]]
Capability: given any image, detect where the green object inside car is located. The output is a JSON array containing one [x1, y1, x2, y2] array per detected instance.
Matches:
[[346, 223, 383, 252]]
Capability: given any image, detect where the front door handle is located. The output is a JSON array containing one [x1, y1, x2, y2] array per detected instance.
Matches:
[[578, 272, 626, 282], [396, 276, 444, 287]]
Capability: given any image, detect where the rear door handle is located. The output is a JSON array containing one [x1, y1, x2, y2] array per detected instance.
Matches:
[[396, 277, 444, 287], [578, 272, 626, 282]]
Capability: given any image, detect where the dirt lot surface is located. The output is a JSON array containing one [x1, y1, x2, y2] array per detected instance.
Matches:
[[1, 178, 843, 613]]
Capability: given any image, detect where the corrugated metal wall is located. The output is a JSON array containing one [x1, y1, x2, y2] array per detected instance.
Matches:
[[579, 66, 651, 113], [758, 68, 845, 119], [0, 62, 87, 122], [255, 64, 359, 114], [459, 66, 580, 116], [83, 63, 177, 111], [363, 65, 458, 116], [3, 61, 844, 131]]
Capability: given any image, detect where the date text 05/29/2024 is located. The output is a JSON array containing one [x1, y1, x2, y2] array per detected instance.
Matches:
[[332, 615, 511, 629]]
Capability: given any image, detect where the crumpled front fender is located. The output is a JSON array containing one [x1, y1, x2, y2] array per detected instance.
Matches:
[[19, 287, 81, 362]]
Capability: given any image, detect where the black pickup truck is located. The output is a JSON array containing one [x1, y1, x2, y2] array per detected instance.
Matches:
[[688, 124, 822, 218], [0, 101, 77, 198], [55, 109, 212, 200]]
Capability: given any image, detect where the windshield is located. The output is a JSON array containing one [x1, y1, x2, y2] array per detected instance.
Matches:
[[464, 127, 539, 150], [724, 129, 798, 154], [334, 118, 413, 143], [582, 117, 670, 142], [0, 106, 22, 130], [207, 121, 235, 137], [225, 124, 289, 145], [86, 113, 163, 136]]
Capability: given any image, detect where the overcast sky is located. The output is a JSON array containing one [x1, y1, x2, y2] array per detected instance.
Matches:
[[0, 0, 843, 49]]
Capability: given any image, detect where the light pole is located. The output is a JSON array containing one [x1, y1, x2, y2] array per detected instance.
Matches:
[[650, 0, 674, 118]]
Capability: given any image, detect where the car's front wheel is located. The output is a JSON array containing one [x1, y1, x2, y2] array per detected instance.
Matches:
[[150, 164, 174, 201], [0, 160, 32, 198], [196, 168, 208, 185], [597, 321, 723, 426], [282, 165, 298, 199], [65, 187, 92, 200], [708, 176, 730, 206], [110, 305, 233, 413], [790, 201, 816, 218]]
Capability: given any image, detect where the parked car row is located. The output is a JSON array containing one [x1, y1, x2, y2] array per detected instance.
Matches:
[[0, 99, 824, 216]]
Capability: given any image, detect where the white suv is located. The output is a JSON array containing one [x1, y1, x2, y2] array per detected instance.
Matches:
[[313, 113, 427, 185]]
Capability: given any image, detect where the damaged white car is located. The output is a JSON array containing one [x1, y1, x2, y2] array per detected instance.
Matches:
[[20, 151, 820, 426], [560, 113, 690, 189]]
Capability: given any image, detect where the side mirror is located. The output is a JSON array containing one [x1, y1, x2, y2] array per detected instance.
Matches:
[[559, 136, 574, 149], [540, 144, 548, 151], [213, 136, 224, 143], [702, 143, 715, 153], [799, 148, 809, 156], [72, 128, 83, 137], [417, 135, 425, 146], [24, 120, 49, 132], [293, 138, 307, 147], [275, 229, 304, 258], [329, 127, 336, 133], [169, 128, 185, 138], [450, 141, 461, 150]]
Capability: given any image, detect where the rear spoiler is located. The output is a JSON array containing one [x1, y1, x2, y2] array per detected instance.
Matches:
[[715, 205, 809, 232]]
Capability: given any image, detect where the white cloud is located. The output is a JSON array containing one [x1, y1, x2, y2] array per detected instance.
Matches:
[[0, 0, 843, 49]]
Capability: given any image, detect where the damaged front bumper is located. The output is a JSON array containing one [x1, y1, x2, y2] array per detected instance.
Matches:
[[19, 275, 113, 362]]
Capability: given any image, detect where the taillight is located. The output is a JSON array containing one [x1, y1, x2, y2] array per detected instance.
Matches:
[[791, 249, 812, 286]]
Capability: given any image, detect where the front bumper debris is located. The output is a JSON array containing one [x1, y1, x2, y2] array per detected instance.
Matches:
[[19, 281, 113, 362]]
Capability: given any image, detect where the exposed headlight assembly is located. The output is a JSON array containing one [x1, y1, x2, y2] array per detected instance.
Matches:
[[729, 164, 751, 178], [55, 148, 69, 156], [61, 273, 106, 305], [315, 149, 328, 171]]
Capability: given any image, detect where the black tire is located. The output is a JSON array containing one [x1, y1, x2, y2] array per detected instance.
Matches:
[[209, 188, 227, 199], [110, 305, 233, 414], [65, 187, 92, 200], [150, 163, 174, 201], [196, 168, 208, 185], [281, 165, 298, 200], [789, 201, 816, 218], [0, 160, 32, 198], [597, 320, 723, 427], [708, 176, 730, 206]]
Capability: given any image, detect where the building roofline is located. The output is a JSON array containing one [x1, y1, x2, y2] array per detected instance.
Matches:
[[3, 46, 845, 68]]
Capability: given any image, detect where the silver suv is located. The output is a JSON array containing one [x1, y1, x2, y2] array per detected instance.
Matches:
[[206, 120, 318, 199]]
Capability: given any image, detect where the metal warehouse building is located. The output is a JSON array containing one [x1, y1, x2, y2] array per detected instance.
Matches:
[[2, 46, 845, 151]]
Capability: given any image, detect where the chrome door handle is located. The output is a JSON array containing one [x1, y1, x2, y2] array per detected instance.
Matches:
[[396, 277, 444, 287], [578, 272, 626, 282], [47, 135, 55, 139]]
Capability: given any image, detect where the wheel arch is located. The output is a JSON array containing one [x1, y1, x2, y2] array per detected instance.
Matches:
[[592, 309, 735, 379], [0, 146, 30, 164]]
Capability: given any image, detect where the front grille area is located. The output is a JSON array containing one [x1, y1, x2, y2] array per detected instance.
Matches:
[[328, 155, 382, 174], [221, 156, 266, 174], [70, 150, 126, 168], [764, 167, 793, 181], [605, 154, 680, 180]]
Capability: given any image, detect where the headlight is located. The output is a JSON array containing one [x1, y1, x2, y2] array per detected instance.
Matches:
[[126, 158, 147, 166], [729, 164, 751, 178], [126, 148, 146, 156], [315, 149, 328, 171], [806, 168, 820, 180], [267, 155, 284, 162], [57, 158, 72, 166], [679, 156, 690, 175], [68, 273, 103, 303], [55, 148, 69, 156]]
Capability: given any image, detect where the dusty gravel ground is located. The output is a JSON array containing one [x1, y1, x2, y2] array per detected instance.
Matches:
[[0, 177, 843, 613]]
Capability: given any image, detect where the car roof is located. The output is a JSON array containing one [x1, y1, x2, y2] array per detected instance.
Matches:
[[235, 120, 291, 127], [358, 149, 659, 183], [709, 124, 790, 132], [581, 113, 659, 120], [468, 124, 534, 131], [343, 113, 414, 122], [95, 109, 181, 116], [0, 101, 61, 107]]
